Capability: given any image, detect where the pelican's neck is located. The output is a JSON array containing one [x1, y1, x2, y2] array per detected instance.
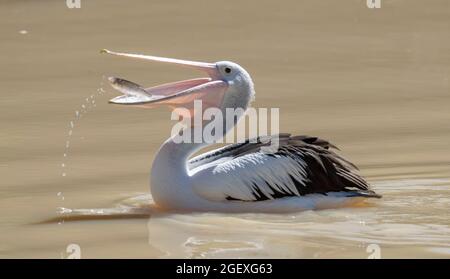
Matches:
[[150, 128, 210, 207], [155, 133, 208, 176], [150, 106, 247, 208], [152, 114, 235, 178]]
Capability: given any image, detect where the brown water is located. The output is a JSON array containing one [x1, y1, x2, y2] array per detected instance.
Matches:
[[1, 0, 449, 258]]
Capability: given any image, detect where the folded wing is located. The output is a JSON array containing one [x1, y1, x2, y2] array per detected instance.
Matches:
[[190, 134, 381, 202]]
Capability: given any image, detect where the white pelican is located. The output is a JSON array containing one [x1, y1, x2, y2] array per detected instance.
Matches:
[[102, 49, 381, 213]]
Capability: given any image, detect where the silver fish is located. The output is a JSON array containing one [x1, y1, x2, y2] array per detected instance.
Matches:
[[108, 77, 151, 98]]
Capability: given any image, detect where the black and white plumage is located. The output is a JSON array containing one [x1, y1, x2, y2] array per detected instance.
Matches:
[[190, 134, 380, 203], [104, 49, 381, 212]]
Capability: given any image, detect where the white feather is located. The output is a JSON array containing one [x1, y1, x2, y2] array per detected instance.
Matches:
[[192, 151, 308, 202]]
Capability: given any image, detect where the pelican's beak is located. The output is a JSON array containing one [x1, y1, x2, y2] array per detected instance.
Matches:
[[102, 49, 228, 118]]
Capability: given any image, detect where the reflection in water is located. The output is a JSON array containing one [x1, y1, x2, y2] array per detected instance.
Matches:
[[144, 179, 450, 258], [44, 178, 450, 258]]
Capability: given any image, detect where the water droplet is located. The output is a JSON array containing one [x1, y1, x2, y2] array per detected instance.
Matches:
[[57, 207, 72, 214], [61, 163, 65, 168], [82, 104, 86, 109], [63, 153, 67, 157], [75, 111, 79, 118], [62, 172, 66, 177], [19, 30, 28, 35], [65, 141, 70, 148], [57, 192, 62, 196], [70, 121, 74, 128], [68, 130, 73, 136]]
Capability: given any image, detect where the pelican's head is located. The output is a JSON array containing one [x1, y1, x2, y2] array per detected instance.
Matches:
[[102, 49, 254, 119]]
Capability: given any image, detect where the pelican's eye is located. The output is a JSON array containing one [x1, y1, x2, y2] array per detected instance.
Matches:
[[224, 67, 231, 74]]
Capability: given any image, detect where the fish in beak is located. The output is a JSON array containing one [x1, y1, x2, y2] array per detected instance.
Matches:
[[101, 49, 228, 118]]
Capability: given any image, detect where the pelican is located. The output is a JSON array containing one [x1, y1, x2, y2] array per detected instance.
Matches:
[[102, 49, 381, 213]]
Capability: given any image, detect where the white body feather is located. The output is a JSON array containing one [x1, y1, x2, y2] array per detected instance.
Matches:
[[150, 137, 369, 213]]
